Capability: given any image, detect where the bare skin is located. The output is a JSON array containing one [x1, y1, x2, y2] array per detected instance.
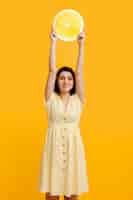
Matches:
[[46, 192, 78, 199], [44, 26, 86, 107], [45, 26, 86, 200]]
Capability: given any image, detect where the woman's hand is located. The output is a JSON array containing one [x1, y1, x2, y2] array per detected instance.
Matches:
[[50, 27, 58, 42], [77, 31, 85, 45]]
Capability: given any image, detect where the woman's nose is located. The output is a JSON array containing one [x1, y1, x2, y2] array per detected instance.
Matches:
[[64, 79, 68, 83]]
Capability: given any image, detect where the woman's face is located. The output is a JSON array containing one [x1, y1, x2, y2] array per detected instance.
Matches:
[[57, 71, 74, 94]]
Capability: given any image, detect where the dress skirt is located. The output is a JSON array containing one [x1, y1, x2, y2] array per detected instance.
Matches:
[[38, 92, 89, 197]]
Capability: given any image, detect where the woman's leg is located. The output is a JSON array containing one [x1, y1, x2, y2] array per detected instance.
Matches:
[[46, 192, 60, 200], [64, 194, 78, 200]]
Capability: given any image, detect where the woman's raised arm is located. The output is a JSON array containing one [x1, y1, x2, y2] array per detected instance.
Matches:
[[75, 31, 86, 104], [45, 27, 58, 101]]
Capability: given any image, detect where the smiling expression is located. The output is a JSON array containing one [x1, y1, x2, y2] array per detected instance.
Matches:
[[57, 71, 74, 94]]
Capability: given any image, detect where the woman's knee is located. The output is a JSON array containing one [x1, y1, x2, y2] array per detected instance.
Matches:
[[46, 192, 60, 199], [64, 194, 78, 199]]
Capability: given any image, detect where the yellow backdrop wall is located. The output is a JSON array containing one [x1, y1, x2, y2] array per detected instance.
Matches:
[[0, 0, 133, 200]]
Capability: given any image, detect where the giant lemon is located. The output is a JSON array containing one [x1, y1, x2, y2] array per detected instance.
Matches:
[[53, 9, 84, 42]]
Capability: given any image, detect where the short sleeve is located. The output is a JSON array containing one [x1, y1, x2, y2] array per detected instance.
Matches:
[[74, 93, 86, 111], [43, 91, 55, 108]]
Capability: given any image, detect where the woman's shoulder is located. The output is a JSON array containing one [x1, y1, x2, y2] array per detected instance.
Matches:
[[43, 91, 56, 108], [73, 93, 86, 110], [73, 93, 85, 103]]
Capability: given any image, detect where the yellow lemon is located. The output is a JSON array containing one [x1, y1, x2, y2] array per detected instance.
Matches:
[[53, 9, 84, 42]]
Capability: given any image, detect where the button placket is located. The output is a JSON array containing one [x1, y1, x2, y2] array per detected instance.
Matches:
[[56, 127, 68, 170], [53, 121, 79, 171], [61, 127, 67, 164]]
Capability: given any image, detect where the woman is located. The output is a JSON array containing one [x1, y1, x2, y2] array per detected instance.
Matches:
[[39, 27, 89, 200]]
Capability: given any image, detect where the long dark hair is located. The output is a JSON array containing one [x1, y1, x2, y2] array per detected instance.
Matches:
[[54, 66, 76, 95]]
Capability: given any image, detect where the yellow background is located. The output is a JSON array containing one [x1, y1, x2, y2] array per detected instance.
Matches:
[[0, 0, 133, 200]]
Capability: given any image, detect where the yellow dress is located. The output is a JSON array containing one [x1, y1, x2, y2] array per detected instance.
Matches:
[[38, 91, 89, 197]]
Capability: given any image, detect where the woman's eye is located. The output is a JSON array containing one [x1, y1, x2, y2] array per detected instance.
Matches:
[[60, 77, 64, 80], [59, 76, 72, 80]]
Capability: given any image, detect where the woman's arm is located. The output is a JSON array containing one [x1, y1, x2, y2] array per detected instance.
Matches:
[[75, 31, 86, 104], [45, 28, 58, 101]]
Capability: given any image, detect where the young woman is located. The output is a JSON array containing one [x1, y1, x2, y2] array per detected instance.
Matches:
[[39, 27, 89, 200]]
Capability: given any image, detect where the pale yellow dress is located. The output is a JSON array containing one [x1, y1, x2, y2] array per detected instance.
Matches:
[[38, 91, 89, 197]]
